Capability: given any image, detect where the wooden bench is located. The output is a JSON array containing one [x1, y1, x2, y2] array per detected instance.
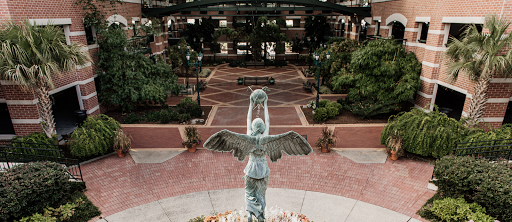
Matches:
[[246, 61, 265, 68], [303, 80, 313, 92], [198, 80, 207, 91], [244, 76, 269, 85]]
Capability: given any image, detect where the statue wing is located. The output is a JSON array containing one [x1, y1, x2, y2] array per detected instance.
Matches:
[[203, 129, 257, 162], [261, 131, 313, 163]]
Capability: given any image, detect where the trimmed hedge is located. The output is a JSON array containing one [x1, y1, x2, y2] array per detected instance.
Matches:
[[0, 162, 73, 221], [312, 99, 342, 122], [433, 156, 512, 221]]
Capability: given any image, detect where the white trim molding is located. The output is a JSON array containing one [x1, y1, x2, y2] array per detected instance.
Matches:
[[490, 78, 512, 83], [404, 28, 419, 32], [69, 31, 86, 36], [406, 42, 447, 52], [482, 117, 504, 122], [417, 91, 434, 99], [0, 134, 16, 140], [419, 76, 472, 99], [88, 44, 99, 50], [442, 17, 485, 24], [487, 98, 510, 103], [86, 105, 100, 114], [76, 62, 92, 70], [49, 77, 95, 95], [385, 13, 407, 26], [106, 14, 128, 27], [29, 18, 72, 26], [0, 99, 5, 103], [415, 17, 431, 23], [422, 61, 440, 68], [373, 16, 381, 21], [122, 0, 142, 3], [6, 99, 39, 105], [82, 92, 97, 100], [11, 118, 42, 124], [428, 30, 445, 35]]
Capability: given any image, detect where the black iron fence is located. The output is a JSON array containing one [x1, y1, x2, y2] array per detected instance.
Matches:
[[0, 142, 83, 181], [453, 138, 512, 161]]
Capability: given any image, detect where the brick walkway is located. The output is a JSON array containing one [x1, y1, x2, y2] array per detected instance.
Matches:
[[82, 150, 434, 221], [83, 65, 433, 221]]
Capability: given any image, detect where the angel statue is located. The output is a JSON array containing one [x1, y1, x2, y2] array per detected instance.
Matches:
[[204, 86, 313, 222]]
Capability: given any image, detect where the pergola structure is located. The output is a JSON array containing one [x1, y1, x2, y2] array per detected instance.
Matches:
[[143, 0, 371, 17]]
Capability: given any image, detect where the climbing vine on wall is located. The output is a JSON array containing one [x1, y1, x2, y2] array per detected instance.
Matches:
[[75, 0, 123, 30]]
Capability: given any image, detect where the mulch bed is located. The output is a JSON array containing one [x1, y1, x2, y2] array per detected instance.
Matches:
[[301, 107, 389, 124], [104, 106, 213, 125]]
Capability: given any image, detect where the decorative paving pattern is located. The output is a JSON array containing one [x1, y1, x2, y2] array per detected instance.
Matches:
[[82, 150, 435, 221], [85, 65, 433, 222]]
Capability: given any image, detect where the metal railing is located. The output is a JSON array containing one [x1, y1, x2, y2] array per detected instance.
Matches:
[[0, 142, 83, 181], [453, 138, 512, 161]]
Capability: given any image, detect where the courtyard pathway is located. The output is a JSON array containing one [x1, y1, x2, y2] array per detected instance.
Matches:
[[82, 65, 434, 222]]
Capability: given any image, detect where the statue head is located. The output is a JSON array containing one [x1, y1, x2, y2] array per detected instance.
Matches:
[[251, 118, 266, 136]]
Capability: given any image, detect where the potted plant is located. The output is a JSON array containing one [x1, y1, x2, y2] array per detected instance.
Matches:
[[237, 77, 244, 85], [386, 131, 403, 160], [182, 126, 202, 152], [315, 128, 336, 153], [113, 129, 131, 158], [269, 76, 275, 84]]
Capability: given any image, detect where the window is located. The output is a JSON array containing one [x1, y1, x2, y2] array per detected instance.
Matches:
[[418, 22, 429, 43], [375, 20, 380, 36], [285, 42, 293, 53], [186, 0, 193, 2], [237, 42, 251, 54], [187, 19, 195, 24], [219, 20, 227, 27], [286, 20, 293, 27], [449, 23, 482, 42], [84, 25, 95, 45], [220, 43, 228, 54]]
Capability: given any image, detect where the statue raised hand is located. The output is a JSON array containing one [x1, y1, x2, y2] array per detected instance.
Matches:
[[203, 87, 313, 221]]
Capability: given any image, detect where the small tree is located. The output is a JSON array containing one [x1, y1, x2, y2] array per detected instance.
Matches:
[[333, 39, 421, 118], [248, 17, 288, 61], [445, 15, 512, 127]]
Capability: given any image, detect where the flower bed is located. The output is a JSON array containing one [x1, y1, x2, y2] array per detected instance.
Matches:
[[189, 207, 310, 222]]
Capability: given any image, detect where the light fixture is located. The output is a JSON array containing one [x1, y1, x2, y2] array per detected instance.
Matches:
[[326, 52, 330, 60], [187, 43, 190, 50], [307, 36, 311, 42], [198, 52, 203, 61], [320, 42, 323, 48], [324, 43, 327, 49], [186, 52, 190, 61], [200, 37, 203, 43], [178, 45, 181, 50], [193, 37, 196, 42]]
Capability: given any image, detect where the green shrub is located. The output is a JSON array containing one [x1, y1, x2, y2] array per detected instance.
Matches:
[[9, 133, 61, 160], [229, 59, 246, 67], [199, 68, 212, 77], [429, 197, 496, 222], [318, 99, 330, 108], [326, 102, 342, 115], [380, 107, 473, 157], [456, 124, 512, 157], [70, 114, 121, 157], [0, 162, 73, 221], [313, 107, 329, 122], [319, 85, 332, 94], [67, 192, 101, 222], [433, 155, 512, 221], [124, 113, 141, 124], [18, 192, 100, 222], [144, 110, 162, 122], [177, 97, 202, 118]]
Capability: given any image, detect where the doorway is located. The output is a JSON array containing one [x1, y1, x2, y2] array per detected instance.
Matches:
[[391, 21, 405, 44], [52, 87, 80, 137], [434, 85, 466, 120], [0, 103, 15, 134]]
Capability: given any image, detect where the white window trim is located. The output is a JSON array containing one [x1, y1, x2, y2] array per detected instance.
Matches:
[[442, 17, 485, 24]]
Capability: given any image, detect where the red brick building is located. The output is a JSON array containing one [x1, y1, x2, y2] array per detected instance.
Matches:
[[1, 0, 511, 139]]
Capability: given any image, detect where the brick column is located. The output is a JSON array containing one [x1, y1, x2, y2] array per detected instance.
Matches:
[[0, 82, 42, 136]]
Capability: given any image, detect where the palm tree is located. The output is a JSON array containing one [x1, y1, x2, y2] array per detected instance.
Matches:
[[0, 20, 91, 137], [445, 15, 512, 127]]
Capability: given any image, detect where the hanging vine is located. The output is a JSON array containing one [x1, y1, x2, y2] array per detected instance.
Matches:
[[75, 0, 124, 31]]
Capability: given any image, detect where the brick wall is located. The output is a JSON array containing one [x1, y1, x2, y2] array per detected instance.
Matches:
[[0, 0, 143, 136], [371, 0, 512, 126]]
